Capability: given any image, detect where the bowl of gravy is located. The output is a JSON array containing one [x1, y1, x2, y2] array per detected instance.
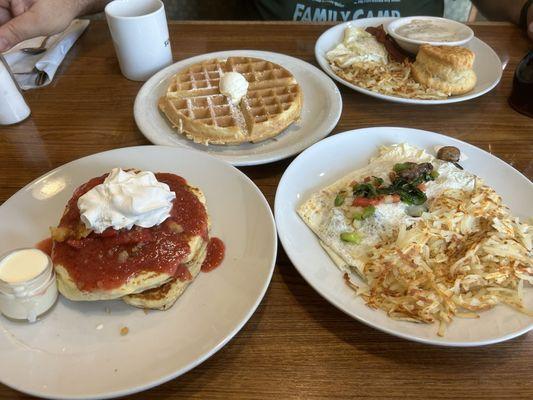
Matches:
[[388, 16, 474, 54]]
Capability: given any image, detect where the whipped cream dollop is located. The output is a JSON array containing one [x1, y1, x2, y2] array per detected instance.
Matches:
[[219, 72, 249, 104], [77, 168, 176, 233]]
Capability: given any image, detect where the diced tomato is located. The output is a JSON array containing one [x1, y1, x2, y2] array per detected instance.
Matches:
[[100, 227, 118, 238], [352, 197, 382, 206], [352, 193, 400, 207], [393, 194, 400, 202], [363, 176, 371, 182], [67, 238, 95, 249], [66, 239, 83, 249], [417, 183, 426, 191], [110, 229, 154, 245], [383, 194, 401, 203]]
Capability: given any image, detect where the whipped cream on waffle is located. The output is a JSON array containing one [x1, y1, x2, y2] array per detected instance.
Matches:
[[78, 168, 176, 233]]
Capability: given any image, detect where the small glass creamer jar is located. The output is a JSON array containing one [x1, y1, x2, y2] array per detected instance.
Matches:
[[0, 248, 58, 323]]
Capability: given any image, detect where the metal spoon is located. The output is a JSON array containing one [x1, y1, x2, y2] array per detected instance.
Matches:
[[20, 36, 51, 55], [34, 69, 47, 86]]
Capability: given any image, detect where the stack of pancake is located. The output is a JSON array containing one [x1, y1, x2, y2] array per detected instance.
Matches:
[[52, 176, 210, 311], [124, 185, 209, 311]]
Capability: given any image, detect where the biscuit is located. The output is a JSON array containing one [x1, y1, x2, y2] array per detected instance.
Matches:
[[417, 44, 474, 69], [411, 44, 476, 95]]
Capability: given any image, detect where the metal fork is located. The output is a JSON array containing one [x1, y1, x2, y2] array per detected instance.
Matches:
[[20, 36, 51, 55]]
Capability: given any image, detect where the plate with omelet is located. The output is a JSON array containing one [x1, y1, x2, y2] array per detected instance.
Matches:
[[275, 127, 532, 347], [315, 17, 502, 104], [135, 50, 342, 166], [0, 146, 276, 399]]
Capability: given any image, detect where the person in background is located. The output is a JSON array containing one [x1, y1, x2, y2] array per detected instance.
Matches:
[[0, 0, 531, 52], [253, 0, 450, 20]]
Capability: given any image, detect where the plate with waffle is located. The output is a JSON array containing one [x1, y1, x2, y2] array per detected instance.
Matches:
[[134, 50, 342, 166]]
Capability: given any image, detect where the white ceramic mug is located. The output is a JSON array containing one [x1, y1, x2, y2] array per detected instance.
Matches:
[[105, 0, 173, 81]]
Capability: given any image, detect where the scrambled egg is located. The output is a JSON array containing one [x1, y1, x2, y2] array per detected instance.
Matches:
[[326, 27, 388, 68]]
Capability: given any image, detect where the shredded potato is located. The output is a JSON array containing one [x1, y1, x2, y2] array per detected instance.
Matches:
[[330, 60, 448, 100], [345, 180, 533, 336]]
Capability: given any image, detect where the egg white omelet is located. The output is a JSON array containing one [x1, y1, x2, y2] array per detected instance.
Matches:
[[297, 143, 475, 276]]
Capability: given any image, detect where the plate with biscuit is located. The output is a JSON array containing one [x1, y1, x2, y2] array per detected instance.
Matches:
[[134, 50, 342, 166], [315, 17, 502, 105], [0, 146, 277, 399]]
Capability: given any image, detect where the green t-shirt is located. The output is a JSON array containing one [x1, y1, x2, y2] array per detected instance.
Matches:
[[252, 0, 444, 21]]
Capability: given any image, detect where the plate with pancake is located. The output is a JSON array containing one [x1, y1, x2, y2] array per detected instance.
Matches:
[[134, 50, 342, 166], [275, 127, 532, 347], [315, 17, 502, 105], [0, 146, 277, 399]]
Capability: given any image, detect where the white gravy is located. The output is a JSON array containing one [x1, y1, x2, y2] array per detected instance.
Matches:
[[395, 19, 465, 42]]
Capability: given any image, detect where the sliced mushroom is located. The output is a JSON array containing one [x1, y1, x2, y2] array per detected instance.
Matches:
[[437, 146, 461, 163], [397, 162, 433, 181]]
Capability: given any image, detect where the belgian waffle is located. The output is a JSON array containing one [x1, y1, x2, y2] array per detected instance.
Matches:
[[159, 57, 303, 145]]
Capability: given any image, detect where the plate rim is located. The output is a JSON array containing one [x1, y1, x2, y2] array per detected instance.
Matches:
[[134, 49, 343, 166], [314, 17, 503, 105], [0, 145, 278, 399], [275, 126, 533, 347]]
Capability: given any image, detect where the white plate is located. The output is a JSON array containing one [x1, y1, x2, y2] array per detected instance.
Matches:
[[315, 17, 503, 105], [134, 50, 342, 166], [275, 127, 533, 347], [0, 146, 277, 399]]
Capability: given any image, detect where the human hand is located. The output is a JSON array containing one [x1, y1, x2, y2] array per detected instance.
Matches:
[[0, 0, 81, 51]]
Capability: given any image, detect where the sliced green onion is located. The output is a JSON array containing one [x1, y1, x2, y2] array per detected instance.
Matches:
[[362, 205, 376, 219], [353, 183, 378, 198], [372, 176, 384, 187], [353, 212, 363, 221], [353, 205, 376, 221], [334, 193, 345, 207], [399, 187, 427, 205], [340, 231, 362, 244], [393, 162, 413, 172]]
